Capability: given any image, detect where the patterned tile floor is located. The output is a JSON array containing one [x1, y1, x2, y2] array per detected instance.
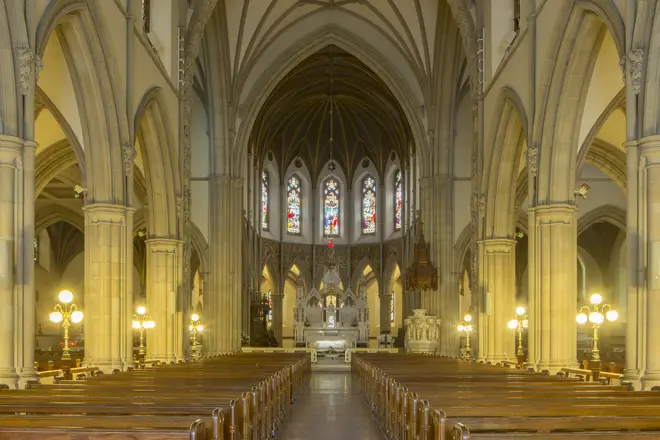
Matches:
[[275, 372, 384, 439]]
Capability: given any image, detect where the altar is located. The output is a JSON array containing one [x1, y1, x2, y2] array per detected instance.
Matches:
[[293, 248, 369, 348]]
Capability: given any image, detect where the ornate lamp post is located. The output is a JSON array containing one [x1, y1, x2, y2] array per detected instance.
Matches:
[[508, 306, 528, 365], [49, 290, 83, 361], [189, 313, 204, 357], [132, 306, 155, 358], [576, 293, 618, 379], [457, 314, 473, 360]]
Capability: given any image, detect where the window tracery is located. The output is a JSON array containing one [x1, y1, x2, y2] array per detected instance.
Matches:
[[323, 178, 340, 237], [261, 171, 269, 231], [394, 169, 403, 231], [362, 175, 377, 234], [287, 175, 302, 235]]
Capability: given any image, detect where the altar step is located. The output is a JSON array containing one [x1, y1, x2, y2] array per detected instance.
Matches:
[[312, 362, 351, 372]]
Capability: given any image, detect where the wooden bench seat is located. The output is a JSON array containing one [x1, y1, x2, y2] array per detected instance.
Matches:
[[352, 353, 660, 440]]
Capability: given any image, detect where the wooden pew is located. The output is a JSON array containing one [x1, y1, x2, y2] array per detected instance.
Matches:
[[0, 353, 309, 440], [352, 353, 660, 440]]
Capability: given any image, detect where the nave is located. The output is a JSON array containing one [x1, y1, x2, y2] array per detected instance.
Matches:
[[275, 372, 383, 440]]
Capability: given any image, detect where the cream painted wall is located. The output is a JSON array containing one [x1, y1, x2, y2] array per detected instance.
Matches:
[[191, 93, 210, 242], [365, 281, 380, 336], [578, 32, 623, 149]]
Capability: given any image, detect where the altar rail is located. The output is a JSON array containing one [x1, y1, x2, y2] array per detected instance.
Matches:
[[242, 347, 318, 363], [345, 348, 399, 363]]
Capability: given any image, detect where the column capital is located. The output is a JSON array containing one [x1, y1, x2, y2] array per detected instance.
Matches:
[[0, 135, 23, 166], [623, 140, 638, 150], [145, 237, 184, 249], [83, 203, 135, 224], [529, 204, 577, 222], [478, 238, 516, 253], [638, 135, 660, 166]]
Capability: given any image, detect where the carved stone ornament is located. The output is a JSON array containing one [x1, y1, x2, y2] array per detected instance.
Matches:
[[628, 49, 644, 95], [35, 55, 43, 83], [17, 48, 34, 95], [478, 194, 486, 218], [404, 309, 441, 353], [527, 145, 539, 177], [122, 144, 136, 175]]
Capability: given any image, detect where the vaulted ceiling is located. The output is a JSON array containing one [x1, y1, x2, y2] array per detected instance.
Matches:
[[251, 46, 412, 180]]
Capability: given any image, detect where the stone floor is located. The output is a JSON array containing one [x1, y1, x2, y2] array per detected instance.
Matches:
[[276, 372, 384, 439]]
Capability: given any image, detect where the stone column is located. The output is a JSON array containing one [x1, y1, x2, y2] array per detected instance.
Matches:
[[479, 238, 516, 363], [18, 140, 37, 385], [640, 136, 660, 389], [0, 136, 22, 387], [527, 204, 578, 373], [271, 291, 283, 345], [145, 238, 183, 362], [380, 293, 392, 335], [83, 203, 134, 372], [209, 175, 243, 353]]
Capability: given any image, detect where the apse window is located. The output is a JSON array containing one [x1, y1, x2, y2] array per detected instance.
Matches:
[[394, 169, 403, 231], [287, 175, 302, 235], [261, 171, 269, 231], [323, 179, 340, 237], [362, 175, 377, 235]]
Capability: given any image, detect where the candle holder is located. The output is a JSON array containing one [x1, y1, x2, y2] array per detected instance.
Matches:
[[49, 290, 83, 361]]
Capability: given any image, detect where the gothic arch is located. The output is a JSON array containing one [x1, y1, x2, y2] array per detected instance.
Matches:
[[227, 28, 429, 177], [283, 259, 311, 294], [382, 254, 402, 295], [577, 205, 626, 235], [350, 257, 379, 292], [36, 204, 84, 234], [534, 3, 612, 202], [189, 221, 209, 276], [35, 139, 79, 198], [36, 0, 130, 203], [484, 88, 528, 238], [453, 222, 473, 277], [134, 87, 180, 238]]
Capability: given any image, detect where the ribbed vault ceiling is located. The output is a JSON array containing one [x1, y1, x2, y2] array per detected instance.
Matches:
[[252, 46, 412, 181]]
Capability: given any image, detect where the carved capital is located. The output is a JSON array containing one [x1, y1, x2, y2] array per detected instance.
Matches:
[[17, 48, 34, 95], [628, 49, 644, 95], [526, 145, 539, 177], [122, 144, 136, 175]]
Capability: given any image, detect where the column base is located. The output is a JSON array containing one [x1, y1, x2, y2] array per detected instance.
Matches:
[[641, 372, 660, 390], [84, 358, 125, 374], [536, 360, 579, 375], [18, 367, 38, 388], [622, 369, 642, 390], [0, 368, 19, 389]]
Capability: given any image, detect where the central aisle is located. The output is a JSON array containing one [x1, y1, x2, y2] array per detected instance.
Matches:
[[276, 372, 384, 439]]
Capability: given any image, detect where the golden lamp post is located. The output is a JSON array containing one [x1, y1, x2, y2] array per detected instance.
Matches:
[[576, 293, 618, 379], [457, 314, 473, 360], [189, 313, 204, 357], [132, 306, 155, 358], [49, 289, 83, 361], [508, 306, 529, 365]]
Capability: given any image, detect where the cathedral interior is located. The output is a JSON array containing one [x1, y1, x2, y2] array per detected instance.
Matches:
[[0, 0, 659, 437]]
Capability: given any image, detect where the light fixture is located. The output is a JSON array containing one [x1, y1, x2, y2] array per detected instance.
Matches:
[[457, 314, 473, 360], [509, 306, 529, 365], [574, 183, 590, 199], [49, 289, 83, 360], [132, 306, 155, 358], [189, 313, 204, 358], [576, 292, 618, 378]]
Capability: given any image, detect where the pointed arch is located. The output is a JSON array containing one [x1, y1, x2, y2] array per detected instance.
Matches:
[[534, 4, 610, 202], [36, 204, 84, 235], [350, 257, 379, 292], [36, 0, 130, 203], [283, 260, 311, 293], [483, 88, 528, 238], [578, 205, 626, 235], [134, 87, 180, 237]]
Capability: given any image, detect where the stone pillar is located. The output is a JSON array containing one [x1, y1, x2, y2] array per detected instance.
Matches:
[[209, 175, 243, 353], [380, 293, 392, 334], [83, 203, 134, 372], [145, 238, 183, 362], [0, 136, 22, 386], [271, 291, 283, 345], [527, 204, 578, 373], [623, 140, 644, 387], [640, 136, 660, 389], [479, 238, 516, 363]]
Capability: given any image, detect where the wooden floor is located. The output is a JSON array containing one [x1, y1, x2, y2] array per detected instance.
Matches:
[[276, 372, 383, 439]]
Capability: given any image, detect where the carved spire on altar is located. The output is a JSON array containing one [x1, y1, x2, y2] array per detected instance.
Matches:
[[406, 218, 438, 291]]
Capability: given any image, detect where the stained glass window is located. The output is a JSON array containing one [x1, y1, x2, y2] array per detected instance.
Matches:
[[390, 292, 395, 322], [323, 179, 340, 237], [261, 171, 269, 231], [287, 175, 302, 235], [394, 169, 403, 231], [362, 175, 377, 234]]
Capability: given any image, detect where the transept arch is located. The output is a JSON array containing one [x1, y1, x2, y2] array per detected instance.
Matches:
[[36, 0, 130, 203], [577, 205, 626, 235], [134, 87, 180, 238], [483, 88, 528, 238], [35, 204, 84, 234]]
